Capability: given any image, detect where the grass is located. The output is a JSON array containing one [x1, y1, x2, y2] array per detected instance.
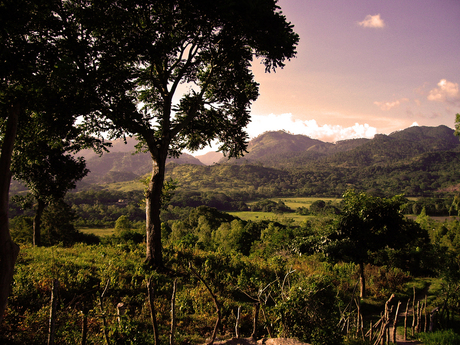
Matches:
[[417, 329, 460, 344], [78, 227, 115, 236], [227, 211, 313, 223]]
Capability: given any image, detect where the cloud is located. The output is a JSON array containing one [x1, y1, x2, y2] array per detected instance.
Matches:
[[358, 14, 385, 28], [427, 79, 460, 104], [374, 98, 409, 111], [246, 113, 377, 142]]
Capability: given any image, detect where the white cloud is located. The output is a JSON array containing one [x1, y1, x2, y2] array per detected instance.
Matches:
[[246, 113, 377, 142], [427, 79, 460, 104], [410, 122, 419, 127], [374, 98, 409, 111], [358, 14, 385, 28]]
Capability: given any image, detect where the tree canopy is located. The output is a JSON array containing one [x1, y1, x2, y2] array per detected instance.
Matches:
[[321, 190, 429, 297], [72, 0, 299, 267]]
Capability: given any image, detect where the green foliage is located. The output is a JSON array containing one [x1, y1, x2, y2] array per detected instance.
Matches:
[[275, 275, 343, 345], [418, 329, 460, 345], [115, 215, 131, 233], [251, 199, 293, 214]]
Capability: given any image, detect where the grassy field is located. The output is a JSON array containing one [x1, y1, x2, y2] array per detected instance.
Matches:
[[227, 211, 312, 223], [229, 197, 340, 223], [78, 227, 115, 236]]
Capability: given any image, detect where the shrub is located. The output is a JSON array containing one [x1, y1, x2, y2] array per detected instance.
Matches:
[[274, 275, 343, 345]]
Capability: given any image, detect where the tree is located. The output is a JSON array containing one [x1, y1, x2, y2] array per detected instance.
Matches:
[[77, 0, 299, 267], [321, 190, 427, 298], [11, 118, 89, 246], [0, 0, 107, 321]]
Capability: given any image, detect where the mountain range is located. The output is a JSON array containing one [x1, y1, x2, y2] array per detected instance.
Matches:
[[75, 125, 460, 197]]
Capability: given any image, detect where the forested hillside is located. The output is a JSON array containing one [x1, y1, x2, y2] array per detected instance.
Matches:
[[74, 125, 460, 199]]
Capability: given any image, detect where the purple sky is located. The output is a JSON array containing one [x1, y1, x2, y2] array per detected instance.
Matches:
[[243, 0, 460, 143]]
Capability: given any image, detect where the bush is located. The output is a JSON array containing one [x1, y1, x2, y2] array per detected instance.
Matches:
[[275, 275, 343, 345]]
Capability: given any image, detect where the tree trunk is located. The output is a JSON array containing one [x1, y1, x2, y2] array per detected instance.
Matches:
[[359, 262, 366, 298], [0, 103, 21, 323], [145, 153, 167, 268], [33, 199, 46, 247]]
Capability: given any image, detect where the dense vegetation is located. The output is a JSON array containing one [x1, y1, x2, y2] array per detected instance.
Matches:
[[4, 186, 460, 344], [1, 0, 460, 341]]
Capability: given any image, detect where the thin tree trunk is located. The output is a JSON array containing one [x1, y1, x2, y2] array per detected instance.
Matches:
[[170, 279, 177, 345], [235, 306, 241, 338], [359, 262, 366, 298], [0, 103, 21, 323], [251, 303, 260, 340], [392, 301, 401, 344], [147, 277, 159, 345], [424, 295, 428, 332], [145, 154, 167, 269], [404, 299, 410, 341], [48, 279, 59, 345], [411, 287, 416, 337], [99, 279, 110, 345], [189, 263, 221, 345], [33, 199, 46, 247]]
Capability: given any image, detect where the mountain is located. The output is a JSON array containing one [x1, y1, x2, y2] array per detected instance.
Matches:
[[74, 125, 460, 198], [195, 151, 224, 165], [79, 137, 203, 186]]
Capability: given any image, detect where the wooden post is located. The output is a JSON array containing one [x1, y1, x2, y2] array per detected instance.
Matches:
[[235, 306, 241, 338], [170, 279, 177, 345], [404, 299, 410, 341], [251, 303, 260, 340], [392, 301, 401, 344], [117, 302, 126, 325], [48, 279, 59, 345], [369, 321, 373, 342], [429, 307, 439, 332], [147, 277, 159, 345], [411, 287, 416, 337], [99, 279, 110, 345], [424, 295, 428, 333]]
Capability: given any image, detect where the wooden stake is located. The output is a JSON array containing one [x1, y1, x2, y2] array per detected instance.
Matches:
[[48, 279, 59, 345], [170, 278, 177, 345], [424, 295, 428, 333], [235, 306, 241, 339], [99, 279, 110, 345], [189, 263, 221, 345], [147, 277, 159, 345], [411, 287, 416, 337], [251, 303, 260, 340], [404, 299, 410, 341], [392, 301, 401, 344]]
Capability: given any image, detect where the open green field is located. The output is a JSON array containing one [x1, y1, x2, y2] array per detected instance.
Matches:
[[78, 227, 115, 236], [230, 197, 340, 223], [227, 211, 312, 223], [276, 197, 340, 209]]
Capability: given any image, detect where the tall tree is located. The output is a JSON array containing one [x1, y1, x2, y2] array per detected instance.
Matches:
[[11, 116, 89, 246], [0, 0, 106, 321], [321, 190, 428, 298], [78, 0, 299, 268]]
